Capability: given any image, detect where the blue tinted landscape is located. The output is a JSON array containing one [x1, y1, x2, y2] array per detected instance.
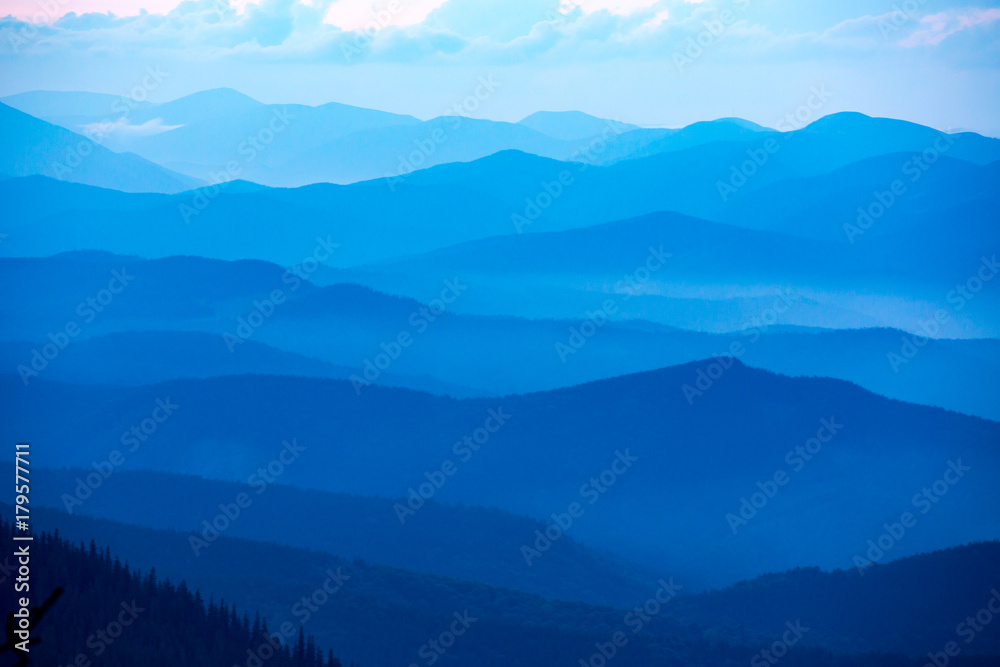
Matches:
[[1, 1, 999, 665]]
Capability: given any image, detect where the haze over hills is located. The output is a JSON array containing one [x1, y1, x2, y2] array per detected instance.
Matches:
[[24, 503, 996, 667], [7, 464, 659, 608], [0, 331, 489, 397], [6, 0, 1000, 655], [0, 102, 202, 193], [7, 89, 998, 190], [2, 148, 996, 341], [1, 83, 998, 667], [4, 503, 703, 667], [394, 131, 1000, 229], [716, 154, 1000, 241], [667, 541, 1000, 657], [1, 89, 160, 121], [0, 174, 537, 266], [6, 498, 1000, 662], [0, 88, 423, 185], [4, 88, 779, 186], [517, 110, 641, 140], [2, 132, 995, 272], [0, 516, 342, 667], [3, 252, 999, 418], [4, 365, 998, 589], [355, 208, 975, 288], [342, 205, 1000, 338]]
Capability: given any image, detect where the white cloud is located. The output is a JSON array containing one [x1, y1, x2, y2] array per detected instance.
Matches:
[[323, 0, 449, 31], [571, 0, 660, 14], [2, 0, 998, 67], [81, 116, 183, 138]]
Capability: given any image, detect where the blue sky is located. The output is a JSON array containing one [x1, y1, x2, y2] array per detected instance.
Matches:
[[2, 0, 999, 134]]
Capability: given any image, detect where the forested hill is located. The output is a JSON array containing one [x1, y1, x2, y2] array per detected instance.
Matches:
[[0, 517, 344, 667], [7, 505, 1000, 667]]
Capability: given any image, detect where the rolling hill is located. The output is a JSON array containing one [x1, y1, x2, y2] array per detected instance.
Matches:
[[0, 102, 202, 193], [5, 464, 658, 608], [3, 364, 998, 589], [5, 505, 998, 663], [2, 252, 998, 418]]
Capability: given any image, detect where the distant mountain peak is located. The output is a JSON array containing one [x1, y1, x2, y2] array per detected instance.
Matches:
[[517, 110, 640, 141], [0, 102, 203, 193], [518, 109, 627, 123], [48, 249, 143, 262], [710, 117, 771, 132], [174, 87, 262, 105], [801, 111, 877, 132]]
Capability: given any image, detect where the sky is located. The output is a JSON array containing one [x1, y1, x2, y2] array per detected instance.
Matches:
[[2, 0, 999, 134]]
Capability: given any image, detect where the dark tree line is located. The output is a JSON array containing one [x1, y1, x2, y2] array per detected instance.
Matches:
[[0, 517, 348, 667]]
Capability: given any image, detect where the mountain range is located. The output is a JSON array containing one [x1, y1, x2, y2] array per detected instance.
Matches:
[[10, 503, 999, 665], [2, 87, 998, 667], [3, 252, 997, 419], [4, 364, 998, 590]]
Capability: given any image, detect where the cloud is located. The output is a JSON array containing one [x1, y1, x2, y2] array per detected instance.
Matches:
[[3, 0, 1000, 67], [81, 116, 184, 138], [54, 11, 139, 30], [322, 0, 449, 31], [1, 0, 174, 20], [423, 0, 561, 42], [572, 0, 660, 14], [900, 7, 1000, 46], [815, 13, 892, 49]]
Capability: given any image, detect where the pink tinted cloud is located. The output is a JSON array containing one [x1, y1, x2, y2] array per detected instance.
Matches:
[[0, 0, 181, 21], [900, 8, 1000, 47]]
